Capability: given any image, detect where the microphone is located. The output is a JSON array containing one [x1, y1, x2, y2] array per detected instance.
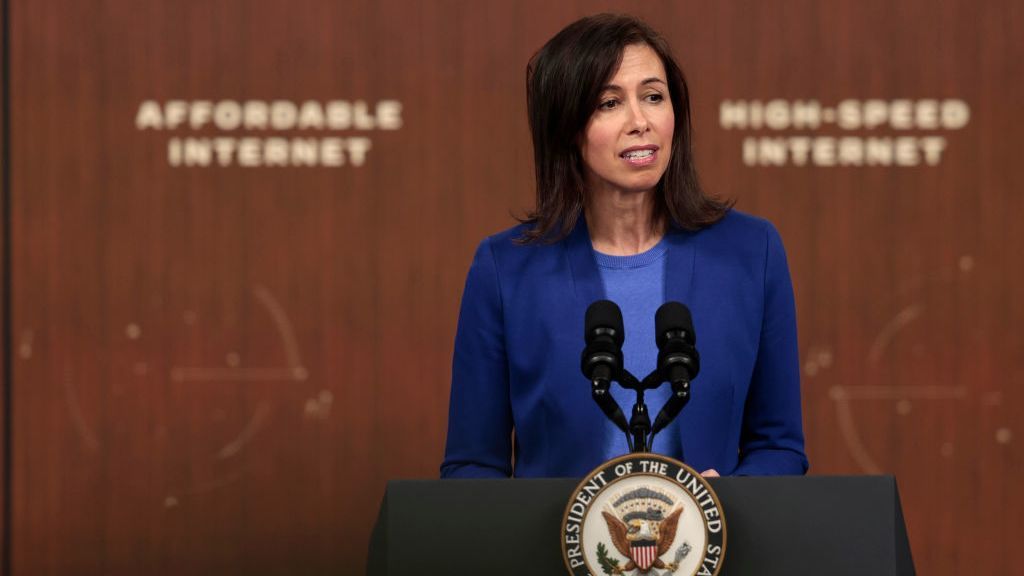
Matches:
[[582, 300, 629, 433], [651, 302, 700, 435], [582, 300, 624, 382]]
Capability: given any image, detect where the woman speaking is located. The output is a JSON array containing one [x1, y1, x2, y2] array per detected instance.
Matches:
[[441, 14, 807, 479]]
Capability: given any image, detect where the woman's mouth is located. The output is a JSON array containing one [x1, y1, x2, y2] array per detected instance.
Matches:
[[621, 148, 657, 166]]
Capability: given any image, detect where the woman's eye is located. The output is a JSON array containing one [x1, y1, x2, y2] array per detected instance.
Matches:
[[646, 93, 664, 103], [599, 99, 619, 110]]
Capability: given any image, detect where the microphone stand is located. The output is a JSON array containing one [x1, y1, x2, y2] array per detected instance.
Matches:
[[629, 397, 651, 453], [612, 370, 670, 453]]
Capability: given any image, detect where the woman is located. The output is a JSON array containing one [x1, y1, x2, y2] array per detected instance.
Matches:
[[441, 14, 808, 478]]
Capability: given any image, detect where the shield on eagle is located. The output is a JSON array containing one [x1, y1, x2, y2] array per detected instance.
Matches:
[[630, 539, 658, 570]]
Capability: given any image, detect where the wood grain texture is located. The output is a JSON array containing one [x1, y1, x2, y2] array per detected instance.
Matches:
[[6, 0, 1023, 574], [1, 0, 7, 572]]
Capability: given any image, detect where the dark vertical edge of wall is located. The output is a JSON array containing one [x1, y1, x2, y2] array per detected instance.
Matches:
[[1, 0, 10, 573]]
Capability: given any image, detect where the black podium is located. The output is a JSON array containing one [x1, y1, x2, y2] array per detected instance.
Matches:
[[368, 476, 914, 575]]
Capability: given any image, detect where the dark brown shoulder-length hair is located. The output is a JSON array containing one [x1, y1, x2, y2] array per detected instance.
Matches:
[[518, 13, 732, 243]]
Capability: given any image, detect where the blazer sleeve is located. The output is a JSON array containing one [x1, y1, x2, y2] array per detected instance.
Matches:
[[733, 224, 810, 476], [440, 237, 514, 478]]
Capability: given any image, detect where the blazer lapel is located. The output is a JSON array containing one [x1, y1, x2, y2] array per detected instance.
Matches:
[[664, 226, 696, 304], [565, 217, 606, 305]]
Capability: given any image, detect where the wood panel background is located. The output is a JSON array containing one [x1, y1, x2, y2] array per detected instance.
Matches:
[[4, 0, 1022, 574], [1, 0, 7, 572]]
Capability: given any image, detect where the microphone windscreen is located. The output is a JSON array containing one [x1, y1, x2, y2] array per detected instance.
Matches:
[[655, 301, 695, 348], [585, 300, 624, 346]]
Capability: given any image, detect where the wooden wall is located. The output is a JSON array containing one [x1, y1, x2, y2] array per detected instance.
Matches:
[[3, 0, 1022, 574]]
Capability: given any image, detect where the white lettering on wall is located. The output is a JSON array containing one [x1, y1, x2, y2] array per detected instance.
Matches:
[[136, 99, 403, 168], [720, 99, 968, 167]]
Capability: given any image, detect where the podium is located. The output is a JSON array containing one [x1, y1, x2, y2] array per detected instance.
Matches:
[[368, 475, 914, 575]]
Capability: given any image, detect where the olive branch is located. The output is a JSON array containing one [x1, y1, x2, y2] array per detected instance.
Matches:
[[596, 542, 621, 575]]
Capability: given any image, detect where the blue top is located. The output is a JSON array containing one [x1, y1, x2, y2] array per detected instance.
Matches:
[[441, 210, 808, 478], [593, 239, 678, 460]]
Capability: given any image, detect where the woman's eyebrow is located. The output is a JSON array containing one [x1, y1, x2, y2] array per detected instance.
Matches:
[[601, 77, 667, 91]]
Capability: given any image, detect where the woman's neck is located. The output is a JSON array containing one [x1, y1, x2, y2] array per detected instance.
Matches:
[[584, 189, 664, 256]]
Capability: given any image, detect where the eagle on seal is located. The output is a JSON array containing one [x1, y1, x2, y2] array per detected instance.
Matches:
[[602, 504, 683, 573]]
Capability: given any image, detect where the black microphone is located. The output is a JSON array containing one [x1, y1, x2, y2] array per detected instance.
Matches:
[[582, 300, 629, 433], [651, 302, 700, 435]]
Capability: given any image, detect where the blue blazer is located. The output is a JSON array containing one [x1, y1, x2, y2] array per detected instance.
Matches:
[[441, 210, 808, 478]]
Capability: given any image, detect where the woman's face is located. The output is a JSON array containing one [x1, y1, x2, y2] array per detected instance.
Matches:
[[580, 43, 674, 198]]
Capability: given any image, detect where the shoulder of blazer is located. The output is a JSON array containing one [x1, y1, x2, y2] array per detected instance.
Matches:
[[684, 208, 779, 258], [483, 221, 571, 268]]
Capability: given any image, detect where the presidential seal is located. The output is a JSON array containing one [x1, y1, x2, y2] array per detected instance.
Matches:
[[561, 454, 726, 576]]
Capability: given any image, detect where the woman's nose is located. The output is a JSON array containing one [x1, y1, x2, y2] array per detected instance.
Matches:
[[625, 99, 650, 134]]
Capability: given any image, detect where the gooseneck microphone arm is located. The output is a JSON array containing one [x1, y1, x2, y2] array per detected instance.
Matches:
[[648, 303, 701, 457], [582, 301, 660, 453], [582, 301, 632, 450], [591, 377, 633, 453]]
